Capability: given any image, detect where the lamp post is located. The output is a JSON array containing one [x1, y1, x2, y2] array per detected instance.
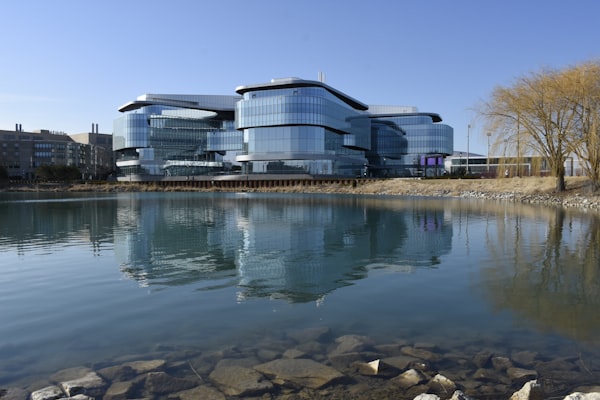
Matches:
[[466, 124, 470, 175], [486, 132, 491, 174]]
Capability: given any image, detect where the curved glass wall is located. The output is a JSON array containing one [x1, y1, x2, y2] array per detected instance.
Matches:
[[235, 85, 370, 176], [114, 80, 454, 180], [113, 105, 242, 180]]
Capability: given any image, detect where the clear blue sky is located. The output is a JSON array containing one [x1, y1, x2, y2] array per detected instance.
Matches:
[[1, 0, 599, 155]]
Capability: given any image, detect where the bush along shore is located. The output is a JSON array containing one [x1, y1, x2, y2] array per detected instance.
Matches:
[[2, 327, 600, 400]]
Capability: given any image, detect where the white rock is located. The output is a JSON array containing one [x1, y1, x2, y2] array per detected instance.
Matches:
[[413, 394, 440, 400], [30, 386, 64, 400], [509, 380, 543, 400], [563, 393, 600, 400]]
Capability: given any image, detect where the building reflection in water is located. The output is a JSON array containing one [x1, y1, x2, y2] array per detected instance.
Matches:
[[113, 194, 453, 303]]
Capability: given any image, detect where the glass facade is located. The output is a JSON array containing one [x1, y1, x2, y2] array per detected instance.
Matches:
[[113, 79, 453, 180], [113, 97, 242, 180]]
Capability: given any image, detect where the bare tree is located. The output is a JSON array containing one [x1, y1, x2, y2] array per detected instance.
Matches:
[[561, 61, 600, 191], [480, 68, 577, 191]]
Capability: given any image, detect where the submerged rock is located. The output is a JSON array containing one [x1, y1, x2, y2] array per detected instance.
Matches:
[[254, 358, 344, 389], [60, 371, 107, 398], [391, 368, 427, 389], [30, 385, 64, 400], [175, 385, 226, 400], [144, 371, 198, 395], [209, 365, 272, 396]]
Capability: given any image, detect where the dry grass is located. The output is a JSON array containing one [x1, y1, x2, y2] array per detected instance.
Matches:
[[3, 176, 598, 199]]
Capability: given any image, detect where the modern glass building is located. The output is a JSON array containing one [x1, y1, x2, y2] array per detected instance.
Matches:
[[113, 78, 453, 180], [113, 94, 242, 180]]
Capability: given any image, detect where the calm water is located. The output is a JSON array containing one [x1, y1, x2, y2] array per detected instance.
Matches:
[[1, 192, 599, 386]]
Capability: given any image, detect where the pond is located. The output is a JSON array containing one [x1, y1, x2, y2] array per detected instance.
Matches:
[[0, 192, 599, 397]]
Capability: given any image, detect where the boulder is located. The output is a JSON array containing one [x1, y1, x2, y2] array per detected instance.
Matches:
[[176, 385, 227, 400], [30, 385, 64, 400], [472, 351, 493, 368], [352, 359, 399, 377], [330, 335, 374, 355], [209, 365, 272, 396], [507, 367, 538, 383], [103, 380, 137, 400], [563, 393, 600, 400], [283, 348, 306, 359], [429, 373, 457, 395], [390, 368, 426, 389], [381, 355, 419, 370], [124, 359, 166, 374], [491, 356, 513, 371], [97, 364, 137, 382], [328, 351, 381, 371], [60, 372, 107, 398], [254, 358, 344, 389], [401, 346, 441, 362], [511, 350, 538, 367], [143, 371, 198, 395], [413, 394, 440, 400], [509, 380, 544, 400], [0, 387, 28, 400]]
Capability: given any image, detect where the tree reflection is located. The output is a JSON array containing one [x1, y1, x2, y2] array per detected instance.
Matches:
[[481, 207, 600, 343]]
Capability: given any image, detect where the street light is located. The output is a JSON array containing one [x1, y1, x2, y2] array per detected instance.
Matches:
[[486, 132, 491, 174], [466, 124, 470, 175]]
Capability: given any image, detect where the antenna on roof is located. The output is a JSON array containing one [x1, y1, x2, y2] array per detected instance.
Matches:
[[318, 71, 326, 83]]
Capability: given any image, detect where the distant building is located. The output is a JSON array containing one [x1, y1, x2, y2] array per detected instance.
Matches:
[[445, 151, 584, 177], [114, 77, 454, 181], [0, 124, 113, 180]]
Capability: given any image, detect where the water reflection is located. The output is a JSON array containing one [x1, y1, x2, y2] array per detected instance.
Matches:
[[112, 194, 453, 302], [480, 205, 600, 344], [1, 192, 599, 348]]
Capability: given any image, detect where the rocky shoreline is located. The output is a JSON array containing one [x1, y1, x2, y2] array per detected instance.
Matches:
[[2, 327, 600, 400]]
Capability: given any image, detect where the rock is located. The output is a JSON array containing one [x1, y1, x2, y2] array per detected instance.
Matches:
[[473, 351, 493, 368], [491, 356, 513, 371], [49, 367, 93, 383], [328, 351, 381, 372], [390, 368, 427, 389], [381, 355, 419, 370], [330, 335, 373, 355], [429, 373, 457, 395], [563, 393, 600, 400], [144, 371, 198, 395], [511, 350, 538, 367], [413, 394, 440, 400], [67, 394, 95, 400], [450, 390, 475, 400], [214, 357, 260, 369], [352, 359, 399, 377], [257, 348, 280, 361], [507, 367, 538, 383], [103, 380, 137, 400], [209, 365, 272, 396], [30, 386, 64, 400], [0, 387, 28, 400], [283, 349, 306, 359], [60, 372, 107, 398], [175, 385, 227, 400], [472, 368, 496, 381], [509, 380, 544, 400], [97, 364, 137, 382], [254, 358, 344, 389], [401, 346, 441, 361], [124, 359, 166, 374]]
